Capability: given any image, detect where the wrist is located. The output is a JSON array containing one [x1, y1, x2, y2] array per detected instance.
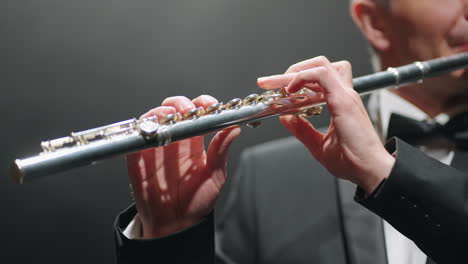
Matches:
[[357, 152, 395, 194]]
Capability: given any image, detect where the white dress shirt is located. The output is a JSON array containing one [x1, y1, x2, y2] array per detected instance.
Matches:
[[368, 89, 455, 264], [124, 89, 455, 264]]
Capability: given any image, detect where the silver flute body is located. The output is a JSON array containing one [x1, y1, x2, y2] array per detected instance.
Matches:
[[13, 52, 468, 183]]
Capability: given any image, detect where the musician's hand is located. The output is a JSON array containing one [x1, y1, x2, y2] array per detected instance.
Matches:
[[126, 95, 241, 238], [257, 56, 395, 194]]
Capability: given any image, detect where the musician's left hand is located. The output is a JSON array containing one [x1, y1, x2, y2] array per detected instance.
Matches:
[[257, 56, 395, 194], [126, 95, 241, 238]]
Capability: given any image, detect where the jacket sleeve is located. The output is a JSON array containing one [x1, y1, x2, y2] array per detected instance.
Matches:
[[114, 205, 215, 264], [356, 138, 468, 264]]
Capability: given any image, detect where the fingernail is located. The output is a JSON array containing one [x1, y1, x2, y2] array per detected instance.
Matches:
[[257, 77, 267, 83], [231, 126, 241, 136]]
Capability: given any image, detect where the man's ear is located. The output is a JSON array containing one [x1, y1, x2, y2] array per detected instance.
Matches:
[[350, 0, 391, 52]]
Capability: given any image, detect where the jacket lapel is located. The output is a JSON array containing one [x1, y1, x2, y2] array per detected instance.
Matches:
[[336, 179, 388, 264], [451, 150, 468, 173]]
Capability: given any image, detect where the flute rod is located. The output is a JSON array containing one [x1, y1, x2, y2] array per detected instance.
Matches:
[[353, 52, 468, 93], [12, 52, 468, 183]]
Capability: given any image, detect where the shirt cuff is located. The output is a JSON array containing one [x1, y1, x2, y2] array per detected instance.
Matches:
[[354, 177, 388, 202], [115, 205, 215, 263], [122, 214, 143, 239]]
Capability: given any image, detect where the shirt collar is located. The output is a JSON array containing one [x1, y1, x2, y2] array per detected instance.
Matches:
[[368, 89, 450, 140]]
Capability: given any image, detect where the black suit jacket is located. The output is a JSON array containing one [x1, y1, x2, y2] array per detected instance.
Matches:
[[114, 138, 468, 264]]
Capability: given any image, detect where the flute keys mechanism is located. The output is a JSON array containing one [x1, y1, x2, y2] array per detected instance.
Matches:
[[246, 121, 262, 128], [183, 107, 205, 120], [224, 98, 242, 109], [260, 90, 275, 97], [13, 53, 468, 183], [296, 106, 323, 117], [260, 89, 284, 104], [243, 94, 260, 105], [160, 113, 182, 125], [278, 87, 289, 97], [205, 103, 223, 114], [138, 118, 159, 139], [41, 137, 75, 152], [142, 115, 158, 123]]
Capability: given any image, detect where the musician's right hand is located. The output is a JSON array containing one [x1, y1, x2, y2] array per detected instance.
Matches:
[[257, 56, 395, 195], [126, 95, 241, 239]]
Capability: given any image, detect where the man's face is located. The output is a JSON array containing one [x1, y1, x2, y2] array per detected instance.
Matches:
[[387, 0, 468, 71]]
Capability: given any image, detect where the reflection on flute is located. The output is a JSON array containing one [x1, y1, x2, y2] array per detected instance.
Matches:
[[12, 52, 468, 184]]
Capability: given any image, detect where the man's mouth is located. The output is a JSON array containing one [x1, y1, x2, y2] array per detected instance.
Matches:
[[452, 43, 468, 53]]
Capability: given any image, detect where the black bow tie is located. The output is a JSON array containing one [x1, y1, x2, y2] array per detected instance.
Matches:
[[387, 112, 468, 150]]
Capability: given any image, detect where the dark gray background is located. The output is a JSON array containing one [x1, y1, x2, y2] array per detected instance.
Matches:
[[2, 0, 371, 263]]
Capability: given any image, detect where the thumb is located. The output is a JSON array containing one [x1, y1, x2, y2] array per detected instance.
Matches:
[[206, 126, 241, 183], [280, 115, 324, 157]]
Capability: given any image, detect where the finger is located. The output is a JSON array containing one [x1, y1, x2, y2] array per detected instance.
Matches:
[[207, 127, 241, 170], [141, 106, 177, 119], [192, 95, 219, 109], [206, 127, 241, 186], [258, 56, 332, 89], [279, 115, 324, 158], [284, 67, 324, 94], [333, 61, 353, 88], [126, 152, 153, 220], [257, 72, 324, 92], [258, 58, 346, 91], [284, 66, 361, 119], [126, 152, 144, 188], [284, 56, 332, 74], [163, 97, 206, 161], [303, 83, 325, 93], [286, 60, 353, 94], [126, 151, 151, 206], [130, 106, 177, 191], [257, 72, 297, 89], [284, 66, 344, 95], [162, 96, 196, 114]]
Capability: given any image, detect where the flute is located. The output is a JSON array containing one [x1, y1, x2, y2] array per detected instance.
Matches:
[[12, 52, 468, 184]]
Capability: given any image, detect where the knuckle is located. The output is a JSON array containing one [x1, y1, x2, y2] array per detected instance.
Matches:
[[193, 94, 218, 106], [162, 95, 190, 106], [315, 56, 330, 65], [297, 71, 307, 80], [202, 94, 218, 102], [344, 60, 352, 69], [315, 66, 328, 76], [287, 65, 300, 73], [197, 94, 212, 99], [161, 96, 177, 105], [297, 69, 316, 81], [192, 94, 205, 101], [339, 60, 352, 71]]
